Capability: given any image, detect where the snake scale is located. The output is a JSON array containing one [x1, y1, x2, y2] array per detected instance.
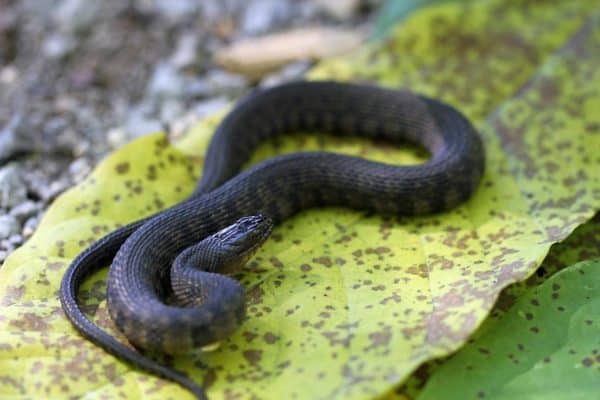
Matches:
[[60, 81, 485, 399]]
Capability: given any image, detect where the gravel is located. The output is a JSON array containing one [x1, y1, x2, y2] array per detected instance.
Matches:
[[260, 60, 312, 88], [0, 215, 20, 239], [185, 69, 248, 99], [240, 0, 300, 35], [9, 200, 40, 223], [0, 164, 27, 209], [147, 62, 188, 100], [0, 0, 381, 265]]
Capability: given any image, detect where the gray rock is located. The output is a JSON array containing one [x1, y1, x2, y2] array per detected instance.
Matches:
[[159, 99, 184, 123], [40, 179, 69, 202], [106, 127, 128, 149], [7, 234, 23, 246], [170, 33, 200, 70], [0, 215, 20, 239], [241, 0, 294, 35], [194, 96, 230, 119], [0, 65, 18, 85], [0, 241, 14, 254], [0, 9, 18, 36], [20, 170, 47, 203], [0, 114, 34, 162], [153, 0, 199, 24], [9, 200, 40, 222], [21, 0, 55, 17], [147, 63, 186, 99], [197, 1, 225, 22], [260, 60, 311, 88], [124, 103, 164, 139], [68, 158, 92, 183], [22, 215, 40, 238], [42, 33, 77, 59], [54, 0, 102, 32], [0, 164, 27, 209], [186, 69, 248, 99]]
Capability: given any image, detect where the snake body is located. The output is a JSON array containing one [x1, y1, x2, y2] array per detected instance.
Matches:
[[60, 81, 485, 399]]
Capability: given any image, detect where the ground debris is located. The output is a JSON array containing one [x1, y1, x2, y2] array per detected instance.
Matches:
[[215, 27, 365, 79], [0, 0, 376, 265]]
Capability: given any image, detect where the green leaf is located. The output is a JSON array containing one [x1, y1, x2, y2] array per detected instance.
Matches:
[[0, 0, 599, 399], [391, 213, 600, 399], [417, 258, 600, 400]]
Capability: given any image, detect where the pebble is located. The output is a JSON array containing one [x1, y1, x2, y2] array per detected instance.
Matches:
[[0, 7, 17, 32], [21, 170, 48, 202], [22, 215, 41, 239], [147, 63, 187, 99], [7, 234, 23, 247], [159, 99, 185, 123], [169, 96, 230, 141], [0, 66, 18, 85], [42, 33, 76, 59], [68, 158, 92, 183], [124, 104, 164, 138], [107, 127, 128, 149], [260, 60, 311, 87], [0, 114, 32, 162], [9, 201, 40, 223], [40, 179, 70, 202], [194, 96, 230, 119], [0, 215, 20, 240], [53, 0, 102, 32], [0, 164, 27, 209], [153, 0, 199, 24], [170, 32, 201, 70], [241, 0, 294, 35], [185, 69, 248, 98]]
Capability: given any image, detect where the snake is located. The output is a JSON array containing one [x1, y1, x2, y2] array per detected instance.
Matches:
[[59, 81, 485, 399]]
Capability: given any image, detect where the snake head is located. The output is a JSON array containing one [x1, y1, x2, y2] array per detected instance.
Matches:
[[210, 215, 274, 272]]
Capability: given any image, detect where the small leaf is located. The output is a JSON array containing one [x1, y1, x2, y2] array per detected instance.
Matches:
[[417, 258, 600, 400]]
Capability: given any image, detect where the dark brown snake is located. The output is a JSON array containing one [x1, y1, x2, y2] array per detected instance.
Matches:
[[59, 81, 485, 399]]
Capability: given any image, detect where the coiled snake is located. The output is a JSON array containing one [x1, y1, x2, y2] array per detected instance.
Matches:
[[60, 81, 485, 399]]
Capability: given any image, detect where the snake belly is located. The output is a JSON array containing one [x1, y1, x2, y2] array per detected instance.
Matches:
[[60, 81, 485, 399]]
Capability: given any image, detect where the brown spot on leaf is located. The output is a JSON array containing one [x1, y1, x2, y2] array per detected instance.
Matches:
[[263, 332, 279, 344], [115, 162, 130, 174], [47, 261, 65, 271], [242, 350, 262, 366], [10, 312, 49, 331], [313, 256, 333, 268], [581, 358, 593, 367], [366, 327, 391, 351]]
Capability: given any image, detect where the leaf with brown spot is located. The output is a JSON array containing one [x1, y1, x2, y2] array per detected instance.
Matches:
[[0, 1, 599, 399], [417, 259, 600, 400]]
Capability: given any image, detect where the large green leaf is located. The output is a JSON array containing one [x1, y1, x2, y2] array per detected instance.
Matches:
[[391, 213, 600, 399], [0, 0, 598, 399], [418, 258, 600, 400]]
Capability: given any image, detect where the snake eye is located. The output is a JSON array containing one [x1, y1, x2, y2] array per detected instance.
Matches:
[[238, 215, 265, 227], [212, 215, 273, 247]]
